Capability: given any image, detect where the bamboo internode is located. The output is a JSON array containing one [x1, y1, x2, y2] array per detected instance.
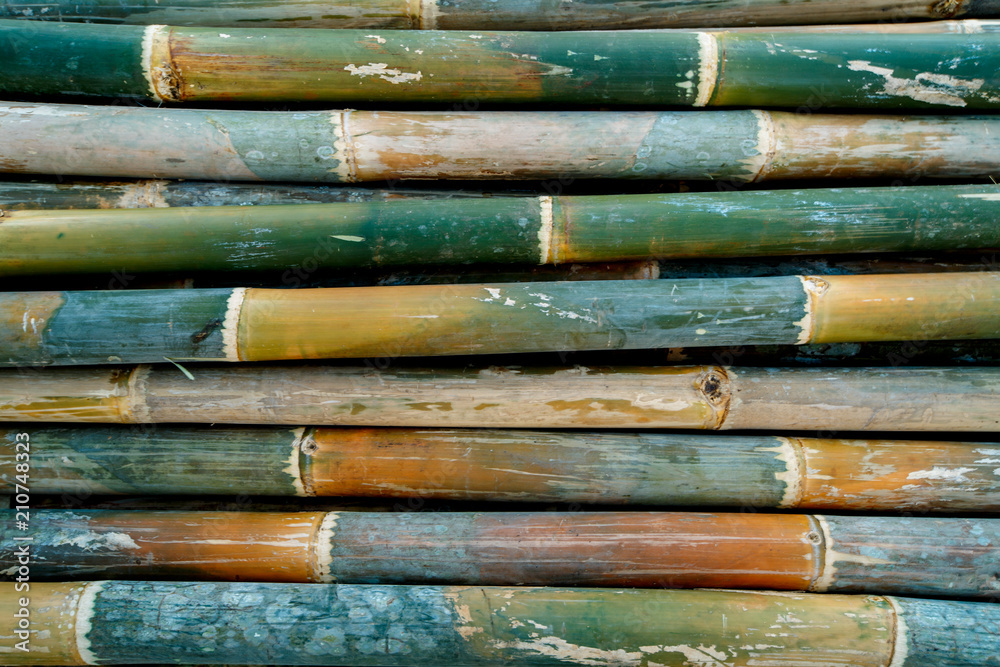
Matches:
[[1, 364, 997, 431], [2, 274, 998, 365], [4, 427, 1000, 511], [1, 1, 998, 29], [5, 103, 1000, 183], [4, 185, 1000, 276], [7, 510, 998, 597], [3, 21, 1000, 108], [2, 582, 997, 666]]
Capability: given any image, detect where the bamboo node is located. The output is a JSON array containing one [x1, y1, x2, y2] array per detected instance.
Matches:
[[698, 366, 732, 428], [141, 25, 182, 103], [932, 0, 967, 17], [694, 33, 720, 107]]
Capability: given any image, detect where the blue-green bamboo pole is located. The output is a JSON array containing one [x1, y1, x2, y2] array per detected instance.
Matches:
[[2, 582, 998, 666]]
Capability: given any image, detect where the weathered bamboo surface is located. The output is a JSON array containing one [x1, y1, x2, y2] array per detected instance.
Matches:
[[3, 274, 999, 365], [7, 510, 998, 597], [4, 185, 1000, 276], [3, 582, 998, 666], [1, 364, 997, 431], [4, 21, 1000, 108], [4, 426, 1000, 510], [2, 1, 999, 29], [0, 179, 513, 210], [6, 103, 1000, 183]]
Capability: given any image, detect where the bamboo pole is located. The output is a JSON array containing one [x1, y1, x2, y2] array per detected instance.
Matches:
[[4, 426, 1000, 511], [3, 582, 998, 666], [8, 510, 999, 597], [2, 273, 999, 365], [4, 21, 1000, 108], [0, 179, 519, 211], [4, 185, 1000, 276], [2, 1, 999, 29], [0, 364, 996, 431], [6, 103, 1000, 183]]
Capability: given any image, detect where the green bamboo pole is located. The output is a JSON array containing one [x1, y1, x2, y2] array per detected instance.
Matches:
[[4, 21, 1000, 108], [3, 273, 999, 365], [0, 364, 996, 431], [2, 1, 1000, 29], [4, 185, 1000, 276], [6, 103, 1000, 183], [6, 426, 999, 510], [4, 582, 998, 666], [8, 510, 999, 598]]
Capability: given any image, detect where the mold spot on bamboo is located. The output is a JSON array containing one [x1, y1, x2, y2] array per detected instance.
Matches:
[[932, 0, 968, 17]]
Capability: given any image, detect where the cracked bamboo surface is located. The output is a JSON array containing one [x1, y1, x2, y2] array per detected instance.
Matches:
[[1, 1, 998, 29], [5, 103, 1000, 183], [3, 21, 1000, 108], [1, 364, 997, 431], [5, 426, 999, 510], [2, 581, 998, 666], [7, 510, 999, 597], [2, 273, 999, 365], [4, 185, 1000, 276]]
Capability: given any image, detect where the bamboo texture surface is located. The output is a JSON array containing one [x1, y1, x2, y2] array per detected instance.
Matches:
[[3, 21, 1000, 108], [6, 103, 1000, 183], [3, 184, 1000, 276], [1, 1, 999, 29], [6, 510, 998, 598], [5, 426, 999, 510], [1, 582, 998, 666], [1, 364, 997, 431]]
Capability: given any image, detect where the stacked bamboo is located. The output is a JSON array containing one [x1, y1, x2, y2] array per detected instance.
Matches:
[[2, 4, 1000, 666]]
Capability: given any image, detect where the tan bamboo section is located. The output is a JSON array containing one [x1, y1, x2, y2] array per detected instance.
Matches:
[[4, 103, 1000, 183], [0, 364, 996, 431]]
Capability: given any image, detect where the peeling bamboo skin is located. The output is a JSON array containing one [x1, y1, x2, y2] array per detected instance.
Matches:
[[6, 103, 1000, 183], [0, 179, 511, 211], [0, 364, 997, 432], [4, 21, 1000, 108], [2, 1, 999, 29], [0, 582, 921, 667], [10, 510, 1000, 597], [4, 427, 1000, 510], [5, 184, 1000, 275]]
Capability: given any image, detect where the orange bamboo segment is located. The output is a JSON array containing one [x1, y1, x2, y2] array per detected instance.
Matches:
[[11, 510, 1000, 598]]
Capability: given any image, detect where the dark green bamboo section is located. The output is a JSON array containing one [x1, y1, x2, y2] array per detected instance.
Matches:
[[0, 364, 996, 432], [2, 1, 999, 29], [3, 20, 1000, 108], [6, 426, 1000, 510], [4, 581, 999, 666], [3, 184, 1000, 276], [6, 102, 1000, 183], [6, 510, 999, 598]]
